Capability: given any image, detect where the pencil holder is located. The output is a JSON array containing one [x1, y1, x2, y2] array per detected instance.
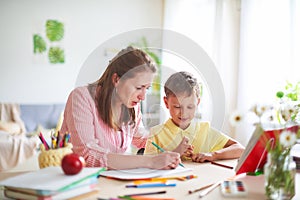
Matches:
[[38, 143, 73, 169]]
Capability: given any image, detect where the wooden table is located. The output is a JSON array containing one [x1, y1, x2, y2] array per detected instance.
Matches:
[[1, 159, 299, 200]]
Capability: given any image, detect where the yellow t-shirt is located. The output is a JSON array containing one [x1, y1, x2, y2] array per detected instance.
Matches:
[[144, 119, 229, 156]]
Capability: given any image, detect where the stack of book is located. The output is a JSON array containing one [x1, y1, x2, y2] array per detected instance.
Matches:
[[0, 166, 105, 200]]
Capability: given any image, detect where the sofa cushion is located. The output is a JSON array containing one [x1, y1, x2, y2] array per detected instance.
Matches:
[[20, 104, 65, 133]]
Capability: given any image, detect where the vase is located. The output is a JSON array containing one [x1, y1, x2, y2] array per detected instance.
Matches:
[[264, 152, 296, 200]]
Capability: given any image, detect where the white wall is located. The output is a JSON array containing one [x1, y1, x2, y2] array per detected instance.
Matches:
[[0, 0, 163, 104]]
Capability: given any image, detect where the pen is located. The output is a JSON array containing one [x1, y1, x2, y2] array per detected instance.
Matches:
[[151, 142, 185, 168], [125, 183, 176, 188], [198, 181, 221, 198], [211, 161, 233, 169]]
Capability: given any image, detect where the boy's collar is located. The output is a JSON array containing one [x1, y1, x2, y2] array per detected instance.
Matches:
[[165, 118, 196, 135]]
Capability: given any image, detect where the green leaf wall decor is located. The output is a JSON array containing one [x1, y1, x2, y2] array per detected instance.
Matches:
[[48, 47, 65, 64], [46, 20, 64, 42], [33, 34, 47, 53]]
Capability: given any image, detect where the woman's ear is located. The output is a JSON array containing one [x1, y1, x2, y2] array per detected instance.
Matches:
[[163, 96, 169, 109], [112, 73, 119, 86]]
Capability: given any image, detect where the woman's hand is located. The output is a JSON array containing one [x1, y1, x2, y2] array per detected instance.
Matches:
[[191, 152, 214, 163], [173, 136, 194, 156], [150, 151, 181, 169]]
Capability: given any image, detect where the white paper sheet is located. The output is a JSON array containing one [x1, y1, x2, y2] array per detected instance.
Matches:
[[100, 166, 192, 180]]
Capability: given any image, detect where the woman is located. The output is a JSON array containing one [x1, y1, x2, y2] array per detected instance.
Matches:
[[61, 46, 180, 170]]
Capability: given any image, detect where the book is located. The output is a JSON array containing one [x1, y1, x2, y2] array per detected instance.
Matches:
[[4, 183, 98, 200], [0, 166, 105, 196], [100, 165, 192, 180], [235, 125, 299, 175]]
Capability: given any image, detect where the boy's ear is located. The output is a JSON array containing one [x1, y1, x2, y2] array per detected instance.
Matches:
[[163, 96, 169, 109], [197, 98, 200, 105]]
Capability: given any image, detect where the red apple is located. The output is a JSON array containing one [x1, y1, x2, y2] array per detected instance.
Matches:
[[61, 153, 86, 175]]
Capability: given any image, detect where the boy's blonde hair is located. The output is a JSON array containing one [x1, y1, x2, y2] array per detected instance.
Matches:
[[164, 71, 201, 98]]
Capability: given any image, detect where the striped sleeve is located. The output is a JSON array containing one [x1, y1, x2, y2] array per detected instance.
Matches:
[[60, 87, 108, 167], [131, 103, 148, 148]]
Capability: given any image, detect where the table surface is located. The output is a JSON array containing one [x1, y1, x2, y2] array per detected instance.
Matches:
[[0, 159, 299, 200]]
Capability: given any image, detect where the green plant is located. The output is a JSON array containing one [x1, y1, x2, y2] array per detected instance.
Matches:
[[276, 81, 300, 123], [230, 81, 300, 199], [264, 128, 298, 199]]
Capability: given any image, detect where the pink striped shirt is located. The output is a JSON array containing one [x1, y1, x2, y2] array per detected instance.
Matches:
[[60, 86, 147, 167]]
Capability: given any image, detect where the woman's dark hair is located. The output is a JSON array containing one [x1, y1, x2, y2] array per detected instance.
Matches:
[[94, 46, 157, 130]]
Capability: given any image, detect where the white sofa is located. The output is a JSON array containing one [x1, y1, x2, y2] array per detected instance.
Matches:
[[4, 104, 65, 172]]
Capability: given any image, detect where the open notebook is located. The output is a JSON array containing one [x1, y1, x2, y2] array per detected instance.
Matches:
[[100, 166, 192, 180]]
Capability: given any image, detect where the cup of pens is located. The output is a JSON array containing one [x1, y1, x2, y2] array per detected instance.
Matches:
[[38, 132, 73, 169]]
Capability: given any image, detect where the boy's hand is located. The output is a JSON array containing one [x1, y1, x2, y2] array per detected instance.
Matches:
[[182, 146, 194, 158], [173, 136, 193, 156], [191, 152, 214, 163]]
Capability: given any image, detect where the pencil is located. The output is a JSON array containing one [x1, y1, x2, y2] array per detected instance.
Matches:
[[211, 161, 234, 169], [188, 183, 214, 194], [134, 174, 197, 183], [151, 142, 185, 168], [120, 190, 167, 197], [198, 181, 222, 198], [39, 132, 50, 150], [127, 196, 175, 200], [125, 183, 176, 188]]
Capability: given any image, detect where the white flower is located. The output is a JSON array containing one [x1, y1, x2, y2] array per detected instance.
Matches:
[[229, 110, 244, 127], [279, 103, 296, 122], [279, 130, 297, 148]]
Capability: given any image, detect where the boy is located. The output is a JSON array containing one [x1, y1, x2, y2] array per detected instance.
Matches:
[[144, 71, 244, 162]]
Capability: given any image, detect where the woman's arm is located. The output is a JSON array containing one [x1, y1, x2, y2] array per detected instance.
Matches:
[[107, 151, 181, 170], [62, 88, 182, 170], [61, 87, 108, 167]]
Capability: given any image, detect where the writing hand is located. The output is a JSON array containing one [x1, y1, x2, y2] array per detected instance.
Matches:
[[151, 151, 181, 170]]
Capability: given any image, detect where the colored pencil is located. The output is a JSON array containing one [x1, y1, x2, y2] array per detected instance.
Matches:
[[198, 181, 221, 198], [120, 190, 167, 197], [211, 161, 234, 169]]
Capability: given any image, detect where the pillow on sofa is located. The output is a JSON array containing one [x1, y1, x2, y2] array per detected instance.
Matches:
[[0, 121, 24, 135], [20, 104, 65, 133]]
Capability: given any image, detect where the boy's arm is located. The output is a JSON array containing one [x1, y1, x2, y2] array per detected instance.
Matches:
[[191, 139, 244, 162], [211, 139, 245, 160]]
